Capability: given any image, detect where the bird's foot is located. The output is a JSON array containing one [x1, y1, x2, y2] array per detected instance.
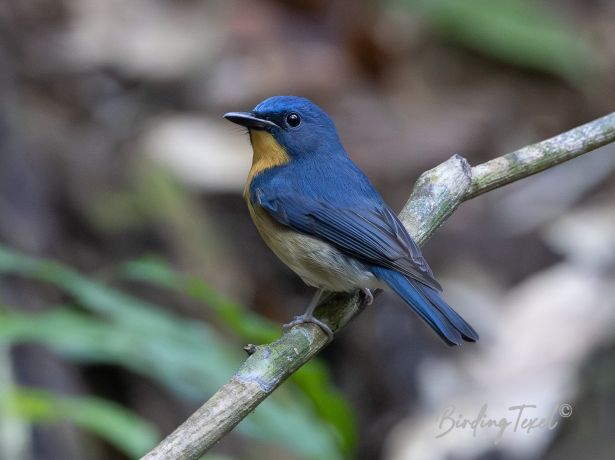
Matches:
[[362, 288, 374, 305], [283, 315, 334, 342]]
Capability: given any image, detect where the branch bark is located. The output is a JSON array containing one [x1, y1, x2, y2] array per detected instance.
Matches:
[[142, 111, 615, 460]]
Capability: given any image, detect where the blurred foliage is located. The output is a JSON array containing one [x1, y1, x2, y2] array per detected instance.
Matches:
[[0, 246, 356, 459], [2, 388, 158, 458], [120, 257, 278, 343], [121, 257, 357, 453], [401, 0, 591, 83]]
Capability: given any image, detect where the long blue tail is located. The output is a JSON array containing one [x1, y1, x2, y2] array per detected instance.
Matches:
[[371, 266, 478, 346]]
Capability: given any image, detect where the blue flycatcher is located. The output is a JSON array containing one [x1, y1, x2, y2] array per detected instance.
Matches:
[[224, 96, 478, 346]]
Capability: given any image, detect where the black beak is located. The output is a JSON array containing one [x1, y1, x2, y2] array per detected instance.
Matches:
[[223, 112, 278, 130]]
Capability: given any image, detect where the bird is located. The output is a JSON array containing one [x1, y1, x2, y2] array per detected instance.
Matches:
[[224, 96, 478, 346]]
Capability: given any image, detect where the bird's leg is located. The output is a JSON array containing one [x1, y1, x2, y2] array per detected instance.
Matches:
[[362, 288, 374, 305], [283, 289, 334, 341]]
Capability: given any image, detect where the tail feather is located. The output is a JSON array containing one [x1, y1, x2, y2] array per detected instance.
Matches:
[[415, 282, 479, 342], [371, 266, 478, 346]]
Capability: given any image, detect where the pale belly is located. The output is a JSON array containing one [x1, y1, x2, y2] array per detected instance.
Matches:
[[247, 202, 381, 292]]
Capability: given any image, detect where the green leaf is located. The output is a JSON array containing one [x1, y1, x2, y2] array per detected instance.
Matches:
[[0, 246, 350, 459], [400, 0, 592, 83], [293, 361, 357, 453], [120, 256, 357, 451], [120, 257, 279, 343], [0, 307, 241, 400], [0, 309, 347, 459], [4, 388, 159, 458]]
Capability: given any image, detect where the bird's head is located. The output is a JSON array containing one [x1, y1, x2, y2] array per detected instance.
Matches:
[[224, 96, 342, 162]]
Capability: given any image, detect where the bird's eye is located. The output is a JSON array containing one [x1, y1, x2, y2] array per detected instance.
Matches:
[[286, 112, 301, 127]]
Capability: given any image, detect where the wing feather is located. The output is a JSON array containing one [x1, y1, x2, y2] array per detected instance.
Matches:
[[254, 190, 442, 291]]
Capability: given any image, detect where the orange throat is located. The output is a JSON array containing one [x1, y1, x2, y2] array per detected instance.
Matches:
[[244, 130, 290, 199]]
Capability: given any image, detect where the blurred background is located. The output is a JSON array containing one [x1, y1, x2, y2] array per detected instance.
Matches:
[[1, 0, 615, 459]]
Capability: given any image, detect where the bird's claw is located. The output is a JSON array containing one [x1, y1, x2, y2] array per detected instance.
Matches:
[[362, 288, 374, 305], [283, 315, 334, 342]]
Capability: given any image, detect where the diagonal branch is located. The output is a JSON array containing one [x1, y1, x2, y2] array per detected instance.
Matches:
[[142, 111, 615, 460]]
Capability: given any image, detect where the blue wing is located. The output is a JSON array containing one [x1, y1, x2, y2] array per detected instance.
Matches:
[[249, 167, 442, 291]]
